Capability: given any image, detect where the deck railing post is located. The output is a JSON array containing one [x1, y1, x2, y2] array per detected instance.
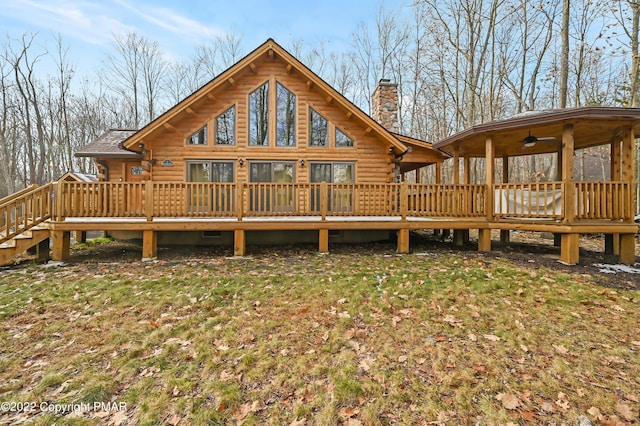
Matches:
[[320, 181, 328, 220], [55, 182, 65, 222], [237, 183, 244, 221], [145, 180, 153, 221], [400, 181, 408, 220]]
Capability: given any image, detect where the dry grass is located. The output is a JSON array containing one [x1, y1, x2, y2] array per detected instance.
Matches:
[[0, 241, 638, 425]]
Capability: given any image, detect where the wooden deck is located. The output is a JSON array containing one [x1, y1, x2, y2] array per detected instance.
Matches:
[[1, 180, 637, 265]]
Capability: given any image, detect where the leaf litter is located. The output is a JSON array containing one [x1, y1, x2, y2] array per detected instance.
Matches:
[[0, 238, 638, 425]]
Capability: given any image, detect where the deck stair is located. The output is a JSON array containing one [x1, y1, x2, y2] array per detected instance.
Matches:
[[0, 227, 51, 265], [0, 183, 54, 265]]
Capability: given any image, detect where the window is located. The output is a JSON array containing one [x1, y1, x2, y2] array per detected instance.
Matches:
[[309, 108, 328, 147], [335, 128, 354, 147], [249, 161, 295, 213], [249, 162, 295, 183], [187, 161, 234, 214], [249, 82, 269, 146], [276, 82, 296, 146], [310, 162, 354, 183], [215, 106, 235, 145], [187, 125, 207, 145], [310, 162, 355, 212]]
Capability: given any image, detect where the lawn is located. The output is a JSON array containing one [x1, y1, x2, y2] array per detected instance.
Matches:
[[0, 240, 638, 425]]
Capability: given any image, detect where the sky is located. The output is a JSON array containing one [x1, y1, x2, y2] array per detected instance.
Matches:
[[0, 0, 401, 76]]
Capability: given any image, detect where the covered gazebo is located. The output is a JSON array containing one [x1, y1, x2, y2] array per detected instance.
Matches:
[[433, 107, 639, 265]]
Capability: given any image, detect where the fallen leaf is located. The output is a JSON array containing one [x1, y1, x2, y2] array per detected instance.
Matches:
[[496, 392, 520, 410], [553, 344, 569, 355], [166, 414, 181, 425], [514, 320, 525, 330], [483, 334, 500, 342], [398, 355, 408, 363], [338, 406, 360, 419], [540, 401, 554, 412], [289, 419, 306, 426], [468, 333, 477, 342], [615, 402, 636, 421], [587, 406, 602, 418]]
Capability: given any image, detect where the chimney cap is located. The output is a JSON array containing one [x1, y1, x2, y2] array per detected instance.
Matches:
[[379, 78, 391, 84]]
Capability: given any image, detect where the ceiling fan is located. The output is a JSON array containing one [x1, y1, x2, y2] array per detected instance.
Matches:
[[522, 131, 556, 148]]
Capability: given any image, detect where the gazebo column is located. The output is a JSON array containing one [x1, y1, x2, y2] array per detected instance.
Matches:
[[452, 149, 463, 245], [559, 123, 579, 265], [459, 155, 471, 244], [433, 162, 443, 237], [605, 137, 622, 255], [478, 136, 494, 252], [553, 148, 563, 247], [619, 127, 637, 265], [500, 155, 510, 243]]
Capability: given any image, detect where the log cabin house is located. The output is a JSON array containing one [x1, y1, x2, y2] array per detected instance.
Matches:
[[0, 39, 638, 266]]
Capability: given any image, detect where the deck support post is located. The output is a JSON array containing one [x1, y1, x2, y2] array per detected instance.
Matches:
[[74, 231, 87, 244], [559, 233, 579, 265], [618, 234, 636, 265], [478, 228, 491, 252], [453, 230, 465, 246], [604, 234, 619, 255], [319, 229, 329, 253], [51, 230, 70, 261], [397, 228, 409, 254], [499, 230, 510, 243], [142, 230, 157, 260], [32, 237, 50, 263], [234, 229, 246, 257]]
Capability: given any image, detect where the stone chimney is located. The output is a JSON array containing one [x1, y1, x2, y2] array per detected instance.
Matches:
[[372, 79, 399, 133]]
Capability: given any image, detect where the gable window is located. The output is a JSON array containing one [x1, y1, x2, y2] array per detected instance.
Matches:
[[215, 106, 236, 145], [335, 128, 354, 147], [276, 82, 296, 146], [187, 125, 207, 145], [309, 108, 328, 147], [249, 82, 269, 146]]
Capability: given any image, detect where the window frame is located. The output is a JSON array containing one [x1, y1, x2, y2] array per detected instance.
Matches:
[[309, 161, 355, 183], [186, 124, 208, 146], [248, 160, 297, 183], [309, 107, 329, 148], [248, 81, 270, 147], [215, 105, 236, 146], [335, 127, 355, 148], [186, 160, 235, 183], [276, 81, 297, 147]]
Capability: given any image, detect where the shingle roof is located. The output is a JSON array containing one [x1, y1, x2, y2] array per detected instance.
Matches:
[[75, 129, 140, 158]]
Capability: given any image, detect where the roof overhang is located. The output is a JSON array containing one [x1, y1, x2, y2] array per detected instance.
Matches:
[[433, 107, 640, 158], [75, 129, 141, 159]]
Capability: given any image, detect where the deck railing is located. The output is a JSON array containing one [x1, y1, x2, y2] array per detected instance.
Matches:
[[54, 180, 633, 222], [407, 184, 486, 217], [0, 183, 54, 243], [493, 182, 564, 219], [575, 181, 631, 220]]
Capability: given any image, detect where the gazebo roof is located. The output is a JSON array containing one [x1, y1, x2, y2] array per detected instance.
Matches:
[[433, 107, 640, 158]]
